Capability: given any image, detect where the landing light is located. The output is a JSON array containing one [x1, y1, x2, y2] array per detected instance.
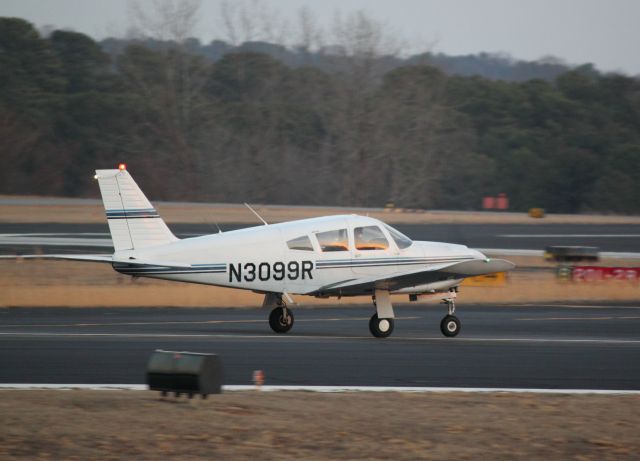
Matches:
[[118, 163, 127, 171]]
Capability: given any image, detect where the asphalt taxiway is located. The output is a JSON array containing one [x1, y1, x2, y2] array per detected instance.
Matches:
[[3, 222, 640, 255], [1, 304, 638, 389]]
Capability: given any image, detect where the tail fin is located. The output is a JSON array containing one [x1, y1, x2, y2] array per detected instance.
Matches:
[[94, 167, 178, 251]]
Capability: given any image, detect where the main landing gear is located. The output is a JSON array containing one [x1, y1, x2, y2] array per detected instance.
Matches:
[[265, 293, 294, 334], [369, 289, 395, 338], [369, 313, 394, 338], [440, 292, 461, 337]]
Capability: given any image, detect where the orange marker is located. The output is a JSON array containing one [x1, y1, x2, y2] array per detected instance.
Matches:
[[253, 370, 264, 390]]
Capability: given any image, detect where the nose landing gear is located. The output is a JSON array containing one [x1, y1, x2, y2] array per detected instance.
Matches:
[[369, 289, 395, 338]]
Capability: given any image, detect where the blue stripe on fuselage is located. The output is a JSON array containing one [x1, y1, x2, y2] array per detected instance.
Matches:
[[113, 262, 227, 276]]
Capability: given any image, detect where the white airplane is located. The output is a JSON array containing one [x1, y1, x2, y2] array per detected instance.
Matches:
[[32, 165, 515, 338]]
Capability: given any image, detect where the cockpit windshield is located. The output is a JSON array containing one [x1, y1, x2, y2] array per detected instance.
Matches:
[[383, 223, 413, 249]]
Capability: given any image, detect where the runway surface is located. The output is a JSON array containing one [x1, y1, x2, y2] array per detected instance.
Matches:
[[1, 304, 639, 389], [2, 222, 640, 254]]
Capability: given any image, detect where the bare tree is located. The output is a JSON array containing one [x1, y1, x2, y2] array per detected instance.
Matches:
[[0, 108, 65, 195], [122, 0, 214, 196], [293, 7, 323, 58], [218, 0, 290, 46], [128, 0, 201, 43]]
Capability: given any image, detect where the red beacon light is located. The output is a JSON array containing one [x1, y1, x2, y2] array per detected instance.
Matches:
[[118, 163, 127, 171]]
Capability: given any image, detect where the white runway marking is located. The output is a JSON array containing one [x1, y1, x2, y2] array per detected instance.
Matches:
[[499, 234, 640, 238], [475, 248, 545, 256], [478, 249, 640, 259], [517, 316, 640, 321], [0, 316, 419, 328], [519, 304, 640, 310], [0, 384, 639, 395], [0, 233, 109, 237], [1, 332, 639, 345]]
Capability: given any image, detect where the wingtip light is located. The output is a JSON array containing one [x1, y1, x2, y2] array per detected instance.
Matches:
[[118, 163, 127, 171]]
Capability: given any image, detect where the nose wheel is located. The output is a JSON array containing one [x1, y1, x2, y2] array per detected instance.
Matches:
[[440, 292, 461, 337], [440, 314, 460, 337]]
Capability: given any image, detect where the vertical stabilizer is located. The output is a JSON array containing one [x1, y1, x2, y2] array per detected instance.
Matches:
[[94, 168, 178, 251]]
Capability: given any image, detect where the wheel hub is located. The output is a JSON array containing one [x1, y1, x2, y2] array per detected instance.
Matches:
[[378, 319, 390, 332], [279, 312, 290, 326]]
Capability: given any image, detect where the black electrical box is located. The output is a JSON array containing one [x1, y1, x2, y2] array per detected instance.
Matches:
[[146, 350, 223, 398]]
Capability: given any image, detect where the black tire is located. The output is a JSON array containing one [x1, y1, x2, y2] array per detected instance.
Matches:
[[269, 306, 294, 333], [440, 315, 461, 337], [369, 314, 394, 338]]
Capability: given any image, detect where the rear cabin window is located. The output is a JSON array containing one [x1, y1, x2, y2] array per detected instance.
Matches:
[[287, 235, 314, 251], [316, 229, 349, 252], [354, 226, 389, 251]]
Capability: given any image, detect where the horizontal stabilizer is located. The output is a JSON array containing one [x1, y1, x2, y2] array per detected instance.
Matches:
[[0, 254, 113, 263], [0, 254, 205, 271]]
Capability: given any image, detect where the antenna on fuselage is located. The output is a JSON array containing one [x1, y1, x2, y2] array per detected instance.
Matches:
[[202, 217, 223, 234], [244, 203, 269, 226]]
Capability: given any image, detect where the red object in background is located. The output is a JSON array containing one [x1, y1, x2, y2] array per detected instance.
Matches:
[[496, 192, 509, 210], [482, 194, 509, 210], [482, 197, 496, 209], [572, 266, 640, 282]]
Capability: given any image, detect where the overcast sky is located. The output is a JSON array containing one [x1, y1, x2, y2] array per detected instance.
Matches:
[[1, 0, 639, 75]]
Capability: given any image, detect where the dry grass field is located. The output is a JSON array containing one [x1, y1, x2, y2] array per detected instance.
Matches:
[[0, 390, 638, 460], [1, 257, 640, 307]]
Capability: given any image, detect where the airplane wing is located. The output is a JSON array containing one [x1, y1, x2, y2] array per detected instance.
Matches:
[[310, 259, 515, 296]]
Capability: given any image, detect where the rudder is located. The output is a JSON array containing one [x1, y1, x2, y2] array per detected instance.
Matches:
[[94, 167, 178, 251]]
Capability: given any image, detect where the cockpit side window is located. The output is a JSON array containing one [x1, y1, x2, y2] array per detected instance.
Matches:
[[287, 235, 314, 251], [316, 229, 349, 252], [383, 224, 413, 249], [354, 226, 389, 251]]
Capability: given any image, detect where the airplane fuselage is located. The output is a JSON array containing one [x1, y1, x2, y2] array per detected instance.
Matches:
[[111, 214, 483, 297]]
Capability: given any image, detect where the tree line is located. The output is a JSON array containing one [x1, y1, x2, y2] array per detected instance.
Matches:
[[100, 38, 578, 83], [1, 17, 640, 213]]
